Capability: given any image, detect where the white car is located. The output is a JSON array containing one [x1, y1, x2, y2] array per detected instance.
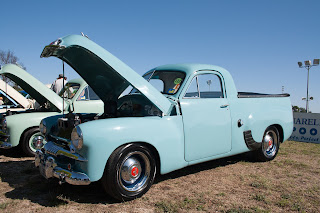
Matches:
[[0, 78, 33, 113]]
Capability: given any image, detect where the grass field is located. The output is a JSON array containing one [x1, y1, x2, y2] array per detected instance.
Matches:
[[0, 140, 319, 212]]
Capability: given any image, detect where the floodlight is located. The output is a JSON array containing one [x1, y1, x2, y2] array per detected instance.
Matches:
[[298, 58, 318, 113], [304, 60, 311, 66]]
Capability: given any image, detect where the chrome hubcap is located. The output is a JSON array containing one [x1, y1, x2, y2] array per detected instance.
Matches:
[[120, 156, 142, 184], [262, 131, 277, 157], [32, 135, 44, 150], [119, 151, 150, 192]]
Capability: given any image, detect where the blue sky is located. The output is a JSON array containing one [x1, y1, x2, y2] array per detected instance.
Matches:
[[1, 0, 320, 112]]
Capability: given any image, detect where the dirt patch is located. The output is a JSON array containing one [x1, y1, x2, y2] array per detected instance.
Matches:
[[0, 141, 319, 212]]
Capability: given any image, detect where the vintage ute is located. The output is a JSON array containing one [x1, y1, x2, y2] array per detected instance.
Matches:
[[0, 64, 103, 155], [35, 35, 293, 201], [0, 78, 34, 113]]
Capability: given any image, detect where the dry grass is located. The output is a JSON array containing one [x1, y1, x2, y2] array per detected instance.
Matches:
[[0, 141, 319, 212]]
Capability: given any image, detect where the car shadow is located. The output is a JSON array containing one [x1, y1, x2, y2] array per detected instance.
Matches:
[[154, 152, 255, 184], [1, 158, 119, 206], [0, 146, 25, 158], [1, 152, 255, 206]]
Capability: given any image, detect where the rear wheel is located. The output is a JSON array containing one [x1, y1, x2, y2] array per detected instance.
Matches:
[[255, 126, 280, 161], [102, 144, 156, 201], [21, 128, 46, 157]]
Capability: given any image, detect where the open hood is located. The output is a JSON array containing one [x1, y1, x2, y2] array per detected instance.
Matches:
[[0, 64, 64, 111], [40, 35, 172, 115], [0, 78, 31, 108]]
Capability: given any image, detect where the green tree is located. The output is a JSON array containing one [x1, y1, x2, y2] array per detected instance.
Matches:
[[292, 105, 307, 113], [292, 105, 299, 112]]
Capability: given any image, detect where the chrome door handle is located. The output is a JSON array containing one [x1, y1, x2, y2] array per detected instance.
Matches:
[[220, 104, 229, 108]]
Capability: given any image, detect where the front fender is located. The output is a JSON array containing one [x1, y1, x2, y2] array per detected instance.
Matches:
[[77, 116, 186, 182], [6, 112, 60, 146]]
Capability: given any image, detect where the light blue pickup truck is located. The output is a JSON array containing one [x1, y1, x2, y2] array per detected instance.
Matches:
[[36, 35, 293, 201]]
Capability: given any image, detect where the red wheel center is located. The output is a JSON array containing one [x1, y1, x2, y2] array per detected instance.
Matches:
[[268, 140, 272, 147], [131, 166, 139, 177]]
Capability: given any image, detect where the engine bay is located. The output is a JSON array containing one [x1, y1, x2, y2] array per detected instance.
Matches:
[[48, 93, 171, 140]]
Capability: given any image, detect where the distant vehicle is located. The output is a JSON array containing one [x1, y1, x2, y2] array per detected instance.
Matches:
[[36, 35, 293, 201], [0, 79, 34, 113], [0, 64, 104, 155]]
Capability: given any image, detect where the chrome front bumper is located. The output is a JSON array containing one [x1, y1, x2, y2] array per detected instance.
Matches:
[[35, 150, 91, 185]]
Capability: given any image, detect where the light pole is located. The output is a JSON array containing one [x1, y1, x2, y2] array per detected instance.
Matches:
[[207, 80, 212, 91], [298, 59, 319, 113]]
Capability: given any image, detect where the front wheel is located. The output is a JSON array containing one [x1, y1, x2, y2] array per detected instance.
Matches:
[[255, 126, 280, 161], [102, 144, 156, 201], [21, 128, 46, 157]]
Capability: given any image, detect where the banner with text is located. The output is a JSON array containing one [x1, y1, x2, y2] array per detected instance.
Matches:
[[289, 112, 320, 143]]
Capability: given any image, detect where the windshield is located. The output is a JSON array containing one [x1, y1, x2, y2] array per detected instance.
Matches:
[[59, 83, 80, 99], [0, 90, 19, 108], [130, 71, 186, 95]]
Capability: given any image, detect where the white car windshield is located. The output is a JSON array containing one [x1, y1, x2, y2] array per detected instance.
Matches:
[[59, 83, 80, 99]]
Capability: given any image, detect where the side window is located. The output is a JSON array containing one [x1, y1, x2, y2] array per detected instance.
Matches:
[[77, 87, 89, 101], [184, 77, 199, 98], [198, 74, 223, 98], [184, 73, 224, 98], [88, 87, 100, 100], [77, 86, 100, 101]]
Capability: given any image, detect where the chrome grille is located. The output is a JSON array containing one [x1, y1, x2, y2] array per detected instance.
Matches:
[[43, 141, 87, 162], [44, 141, 61, 155]]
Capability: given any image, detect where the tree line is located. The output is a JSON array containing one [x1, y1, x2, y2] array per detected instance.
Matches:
[[292, 106, 307, 113]]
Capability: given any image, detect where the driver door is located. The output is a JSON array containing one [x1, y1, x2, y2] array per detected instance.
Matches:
[[180, 72, 232, 162]]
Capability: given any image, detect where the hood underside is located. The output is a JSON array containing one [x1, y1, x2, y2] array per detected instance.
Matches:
[[41, 35, 172, 115]]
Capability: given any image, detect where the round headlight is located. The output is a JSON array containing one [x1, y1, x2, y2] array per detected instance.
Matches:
[[2, 118, 7, 132], [71, 126, 83, 150], [39, 120, 47, 135]]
